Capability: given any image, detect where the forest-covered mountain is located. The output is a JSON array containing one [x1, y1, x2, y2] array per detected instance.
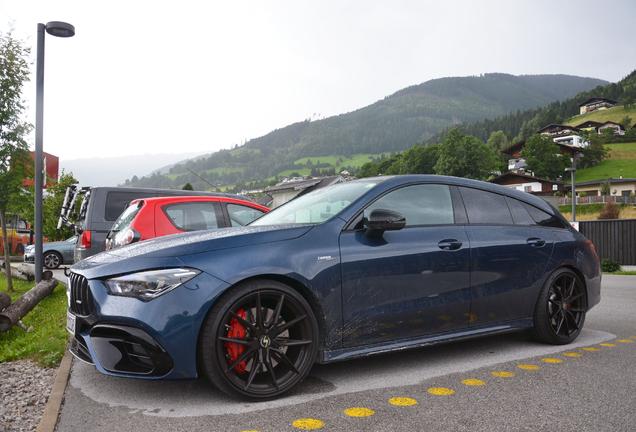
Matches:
[[123, 73, 618, 190]]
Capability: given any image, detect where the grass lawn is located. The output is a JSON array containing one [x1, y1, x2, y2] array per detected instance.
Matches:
[[0, 276, 68, 368]]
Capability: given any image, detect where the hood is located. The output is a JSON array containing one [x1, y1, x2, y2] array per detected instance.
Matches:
[[72, 224, 314, 277]]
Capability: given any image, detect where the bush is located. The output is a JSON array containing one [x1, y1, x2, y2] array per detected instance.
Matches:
[[601, 259, 622, 273], [598, 201, 620, 220]]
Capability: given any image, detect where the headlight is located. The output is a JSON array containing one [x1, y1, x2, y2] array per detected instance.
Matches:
[[105, 268, 201, 301]]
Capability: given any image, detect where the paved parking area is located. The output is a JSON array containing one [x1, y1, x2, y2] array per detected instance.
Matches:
[[55, 275, 636, 431]]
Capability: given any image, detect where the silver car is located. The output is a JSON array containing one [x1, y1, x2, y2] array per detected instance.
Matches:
[[24, 236, 76, 269]]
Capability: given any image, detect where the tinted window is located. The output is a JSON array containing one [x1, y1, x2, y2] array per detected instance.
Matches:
[[364, 184, 454, 227], [459, 187, 513, 225], [522, 203, 567, 228], [506, 197, 535, 225], [105, 192, 143, 221], [227, 204, 267, 227], [163, 202, 222, 231]]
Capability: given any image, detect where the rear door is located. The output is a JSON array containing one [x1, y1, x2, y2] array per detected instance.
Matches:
[[459, 187, 556, 326]]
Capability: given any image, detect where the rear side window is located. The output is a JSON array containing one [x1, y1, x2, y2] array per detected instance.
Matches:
[[521, 202, 567, 229], [459, 187, 513, 225], [163, 202, 223, 231], [227, 204, 267, 227], [363, 184, 454, 227]]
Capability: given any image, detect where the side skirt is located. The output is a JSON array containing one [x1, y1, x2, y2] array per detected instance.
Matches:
[[321, 318, 533, 363]]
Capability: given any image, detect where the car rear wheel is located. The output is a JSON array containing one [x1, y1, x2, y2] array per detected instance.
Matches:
[[43, 251, 62, 269], [199, 280, 318, 400], [531, 268, 586, 345]]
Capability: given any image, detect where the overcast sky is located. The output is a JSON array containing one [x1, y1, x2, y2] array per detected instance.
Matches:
[[3, 0, 635, 163]]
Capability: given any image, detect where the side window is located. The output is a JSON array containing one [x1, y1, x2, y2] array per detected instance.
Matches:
[[105, 192, 140, 221], [459, 187, 513, 225], [163, 202, 223, 231], [227, 204, 267, 227], [363, 184, 454, 227], [521, 202, 567, 229], [506, 197, 535, 225]]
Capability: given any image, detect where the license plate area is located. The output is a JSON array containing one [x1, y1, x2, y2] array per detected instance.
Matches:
[[66, 310, 76, 335]]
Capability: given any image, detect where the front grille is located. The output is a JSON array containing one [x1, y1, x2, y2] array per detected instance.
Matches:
[[68, 272, 94, 316]]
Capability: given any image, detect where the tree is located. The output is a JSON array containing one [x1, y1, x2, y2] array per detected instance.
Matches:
[[386, 144, 439, 175], [519, 134, 571, 180], [182, 182, 193, 190], [486, 130, 511, 174], [434, 129, 497, 180], [1, 26, 33, 292], [600, 181, 611, 196], [578, 131, 608, 169], [619, 115, 632, 130]]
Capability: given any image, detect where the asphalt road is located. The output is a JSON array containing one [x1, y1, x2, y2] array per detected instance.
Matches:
[[55, 275, 636, 432]]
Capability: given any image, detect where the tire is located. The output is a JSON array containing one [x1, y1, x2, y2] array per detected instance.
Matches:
[[199, 280, 318, 400], [531, 268, 586, 345], [43, 251, 62, 269]]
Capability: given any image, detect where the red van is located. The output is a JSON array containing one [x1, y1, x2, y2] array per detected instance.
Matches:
[[105, 196, 269, 250]]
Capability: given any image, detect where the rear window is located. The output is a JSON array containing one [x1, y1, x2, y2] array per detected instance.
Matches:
[[106, 202, 143, 240], [105, 192, 146, 221]]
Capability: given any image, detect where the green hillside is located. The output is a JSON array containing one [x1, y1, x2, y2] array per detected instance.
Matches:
[[575, 143, 636, 182]]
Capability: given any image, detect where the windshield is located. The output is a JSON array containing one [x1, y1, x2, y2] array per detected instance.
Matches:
[[251, 180, 380, 226]]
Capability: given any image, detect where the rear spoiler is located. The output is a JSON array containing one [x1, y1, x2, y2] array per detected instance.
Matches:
[[57, 185, 91, 231]]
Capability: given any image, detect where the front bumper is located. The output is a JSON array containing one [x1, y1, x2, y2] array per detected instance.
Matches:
[[66, 269, 229, 380]]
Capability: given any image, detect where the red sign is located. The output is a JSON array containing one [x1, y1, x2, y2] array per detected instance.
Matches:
[[23, 151, 59, 188]]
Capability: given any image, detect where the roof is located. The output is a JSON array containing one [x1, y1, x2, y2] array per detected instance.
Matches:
[[578, 97, 618, 107], [598, 121, 626, 131], [266, 176, 345, 194], [570, 177, 636, 187], [502, 138, 528, 155], [488, 172, 567, 186], [255, 194, 273, 206], [574, 120, 603, 129], [535, 124, 581, 135]]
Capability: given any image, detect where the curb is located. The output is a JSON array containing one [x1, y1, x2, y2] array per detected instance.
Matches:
[[38, 348, 73, 432]]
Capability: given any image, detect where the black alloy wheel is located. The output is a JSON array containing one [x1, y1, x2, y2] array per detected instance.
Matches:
[[532, 268, 586, 345], [199, 280, 318, 400], [43, 251, 62, 269]]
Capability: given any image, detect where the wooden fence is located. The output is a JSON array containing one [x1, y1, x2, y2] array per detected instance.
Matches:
[[578, 219, 636, 265]]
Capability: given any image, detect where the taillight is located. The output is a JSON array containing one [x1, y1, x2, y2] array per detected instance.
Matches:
[[80, 230, 91, 249], [585, 239, 599, 262]]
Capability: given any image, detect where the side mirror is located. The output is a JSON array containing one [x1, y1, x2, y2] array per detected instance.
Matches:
[[365, 209, 406, 239]]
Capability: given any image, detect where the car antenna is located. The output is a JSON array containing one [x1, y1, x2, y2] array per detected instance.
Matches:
[[184, 167, 229, 195]]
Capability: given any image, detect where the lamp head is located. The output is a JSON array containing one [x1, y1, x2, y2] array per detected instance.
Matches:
[[45, 21, 75, 38]]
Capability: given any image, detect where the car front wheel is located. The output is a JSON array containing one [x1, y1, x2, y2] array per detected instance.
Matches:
[[43, 251, 62, 269], [531, 268, 586, 345], [199, 280, 318, 400]]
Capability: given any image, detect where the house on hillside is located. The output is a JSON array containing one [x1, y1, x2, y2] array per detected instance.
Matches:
[[257, 175, 345, 209], [536, 124, 584, 147], [597, 121, 626, 136], [502, 137, 582, 174], [489, 172, 568, 196], [565, 178, 636, 197], [574, 120, 604, 131], [578, 97, 618, 115]]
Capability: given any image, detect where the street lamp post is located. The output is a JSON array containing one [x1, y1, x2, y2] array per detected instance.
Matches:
[[565, 167, 576, 222], [35, 21, 75, 283]]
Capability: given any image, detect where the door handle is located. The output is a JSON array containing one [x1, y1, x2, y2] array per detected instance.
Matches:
[[527, 238, 546, 247], [438, 239, 463, 250]]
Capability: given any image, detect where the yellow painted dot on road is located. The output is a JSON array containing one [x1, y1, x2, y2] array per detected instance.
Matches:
[[428, 387, 455, 395], [617, 339, 634, 343], [542, 358, 563, 363], [344, 408, 375, 417], [631, 336, 636, 339], [462, 379, 486, 386], [292, 419, 325, 430], [518, 365, 540, 370], [583, 347, 600, 351], [463, 313, 478, 323], [389, 397, 418, 406], [600, 343, 616, 347], [437, 315, 452, 321], [563, 353, 583, 357], [492, 371, 515, 378]]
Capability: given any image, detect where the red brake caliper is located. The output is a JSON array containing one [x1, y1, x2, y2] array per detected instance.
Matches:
[[224, 309, 246, 374]]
